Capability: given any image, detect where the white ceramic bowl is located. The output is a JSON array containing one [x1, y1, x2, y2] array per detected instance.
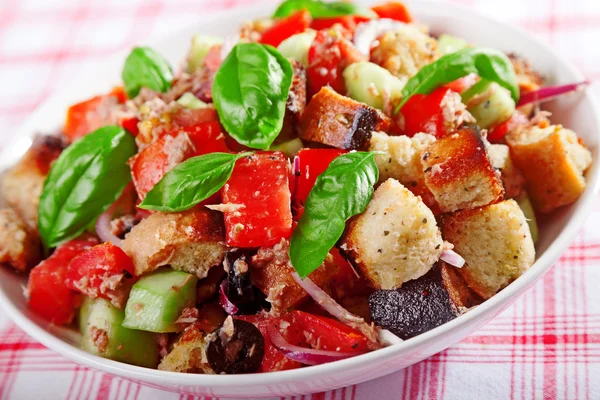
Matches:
[[0, 1, 598, 397]]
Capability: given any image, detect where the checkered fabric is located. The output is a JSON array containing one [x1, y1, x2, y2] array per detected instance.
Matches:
[[0, 0, 599, 398]]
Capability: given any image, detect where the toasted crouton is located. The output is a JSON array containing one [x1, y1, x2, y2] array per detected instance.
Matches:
[[506, 123, 592, 213], [440, 199, 535, 299], [122, 209, 226, 278], [339, 179, 443, 290], [250, 239, 338, 313], [158, 322, 213, 373], [1, 136, 64, 230], [0, 208, 41, 271], [298, 86, 392, 150], [370, 26, 439, 84], [370, 131, 438, 209], [439, 261, 482, 309], [278, 60, 307, 141], [487, 143, 526, 199], [422, 125, 504, 213]]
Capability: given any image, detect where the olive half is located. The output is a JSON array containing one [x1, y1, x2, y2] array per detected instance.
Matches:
[[207, 317, 264, 374]]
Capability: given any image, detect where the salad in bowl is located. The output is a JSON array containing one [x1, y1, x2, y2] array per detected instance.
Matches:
[[0, 0, 592, 376]]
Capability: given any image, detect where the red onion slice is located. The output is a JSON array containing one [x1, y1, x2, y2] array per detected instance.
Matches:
[[219, 280, 239, 315], [95, 203, 122, 248], [440, 249, 465, 268], [267, 325, 362, 365], [353, 19, 410, 56], [291, 272, 379, 344], [517, 81, 589, 107]]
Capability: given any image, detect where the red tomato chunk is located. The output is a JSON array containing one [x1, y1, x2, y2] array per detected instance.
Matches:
[[371, 1, 413, 22], [66, 243, 136, 308], [260, 10, 312, 48], [400, 87, 457, 138], [310, 15, 371, 33], [27, 236, 99, 325], [222, 152, 292, 248], [294, 148, 347, 205]]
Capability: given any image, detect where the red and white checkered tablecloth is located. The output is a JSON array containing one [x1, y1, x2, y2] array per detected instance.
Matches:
[[1, 0, 599, 399]]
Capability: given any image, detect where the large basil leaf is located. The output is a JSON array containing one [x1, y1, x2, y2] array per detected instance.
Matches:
[[38, 126, 136, 248], [289, 152, 378, 278], [274, 0, 373, 18], [396, 47, 519, 111], [122, 46, 173, 98], [139, 152, 252, 212], [213, 43, 293, 150]]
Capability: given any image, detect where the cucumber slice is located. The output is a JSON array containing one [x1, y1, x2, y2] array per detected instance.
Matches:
[[437, 34, 468, 55], [516, 194, 539, 244], [277, 31, 317, 67], [80, 297, 158, 368], [177, 92, 209, 110], [122, 268, 198, 333], [343, 61, 404, 110], [462, 79, 516, 129], [269, 138, 304, 158], [186, 35, 223, 73]]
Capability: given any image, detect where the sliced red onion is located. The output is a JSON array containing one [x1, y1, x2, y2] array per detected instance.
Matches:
[[267, 325, 362, 365], [291, 271, 379, 344], [95, 203, 122, 248], [220, 34, 240, 61], [219, 280, 239, 315], [517, 81, 590, 107], [440, 249, 465, 268], [292, 155, 300, 177], [353, 19, 409, 56]]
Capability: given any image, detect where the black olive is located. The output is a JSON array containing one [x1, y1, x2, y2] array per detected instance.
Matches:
[[224, 249, 267, 315], [207, 318, 264, 374]]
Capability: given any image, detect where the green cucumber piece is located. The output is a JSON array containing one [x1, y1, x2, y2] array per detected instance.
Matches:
[[343, 61, 404, 110], [462, 79, 516, 129], [186, 35, 223, 73], [270, 138, 304, 158], [177, 92, 209, 109], [277, 31, 317, 67], [517, 194, 539, 244], [437, 34, 468, 55], [122, 268, 197, 333], [80, 297, 158, 368]]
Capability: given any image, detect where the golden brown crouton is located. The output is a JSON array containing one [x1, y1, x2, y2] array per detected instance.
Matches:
[[278, 60, 307, 142], [439, 261, 482, 309], [487, 143, 526, 199], [299, 86, 392, 150], [340, 179, 444, 290], [250, 238, 338, 314], [440, 199, 535, 299], [122, 209, 226, 278], [1, 136, 64, 230], [422, 126, 504, 213], [0, 208, 41, 271], [158, 323, 212, 373], [370, 26, 439, 84], [370, 131, 438, 210], [506, 123, 592, 213]]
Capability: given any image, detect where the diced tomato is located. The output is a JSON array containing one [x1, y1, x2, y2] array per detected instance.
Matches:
[[120, 117, 140, 135], [203, 44, 223, 72], [487, 110, 529, 143], [222, 152, 293, 248], [444, 73, 479, 94], [307, 29, 366, 97], [130, 121, 228, 200], [260, 10, 312, 48], [294, 148, 346, 206], [109, 86, 128, 103], [27, 236, 99, 325], [400, 87, 459, 138], [371, 1, 412, 22], [237, 314, 304, 372], [310, 15, 371, 33], [291, 310, 369, 352], [66, 243, 135, 308]]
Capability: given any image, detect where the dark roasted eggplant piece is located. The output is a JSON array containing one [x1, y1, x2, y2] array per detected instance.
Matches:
[[206, 317, 264, 374]]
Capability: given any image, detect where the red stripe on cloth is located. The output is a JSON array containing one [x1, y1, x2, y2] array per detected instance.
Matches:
[[542, 269, 557, 399]]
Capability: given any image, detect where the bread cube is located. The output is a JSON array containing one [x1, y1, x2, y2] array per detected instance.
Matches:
[[506, 123, 592, 213], [298, 86, 392, 150], [422, 125, 504, 213], [0, 208, 41, 271], [439, 261, 482, 309], [339, 179, 443, 290], [487, 143, 526, 199], [279, 60, 307, 141], [440, 199, 535, 299]]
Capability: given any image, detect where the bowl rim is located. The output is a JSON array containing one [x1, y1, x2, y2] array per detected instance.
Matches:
[[0, 0, 599, 390]]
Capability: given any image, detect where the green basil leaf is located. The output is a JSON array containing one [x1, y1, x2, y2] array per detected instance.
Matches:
[[139, 152, 253, 212], [38, 126, 136, 249], [396, 47, 519, 111], [122, 46, 174, 98], [213, 43, 293, 150], [289, 152, 378, 278], [274, 0, 373, 18]]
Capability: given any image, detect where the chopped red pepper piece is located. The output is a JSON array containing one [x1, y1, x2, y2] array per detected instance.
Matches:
[[222, 152, 293, 248], [487, 110, 529, 143], [371, 1, 412, 22], [27, 236, 99, 325], [260, 10, 312, 48], [294, 148, 347, 206]]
